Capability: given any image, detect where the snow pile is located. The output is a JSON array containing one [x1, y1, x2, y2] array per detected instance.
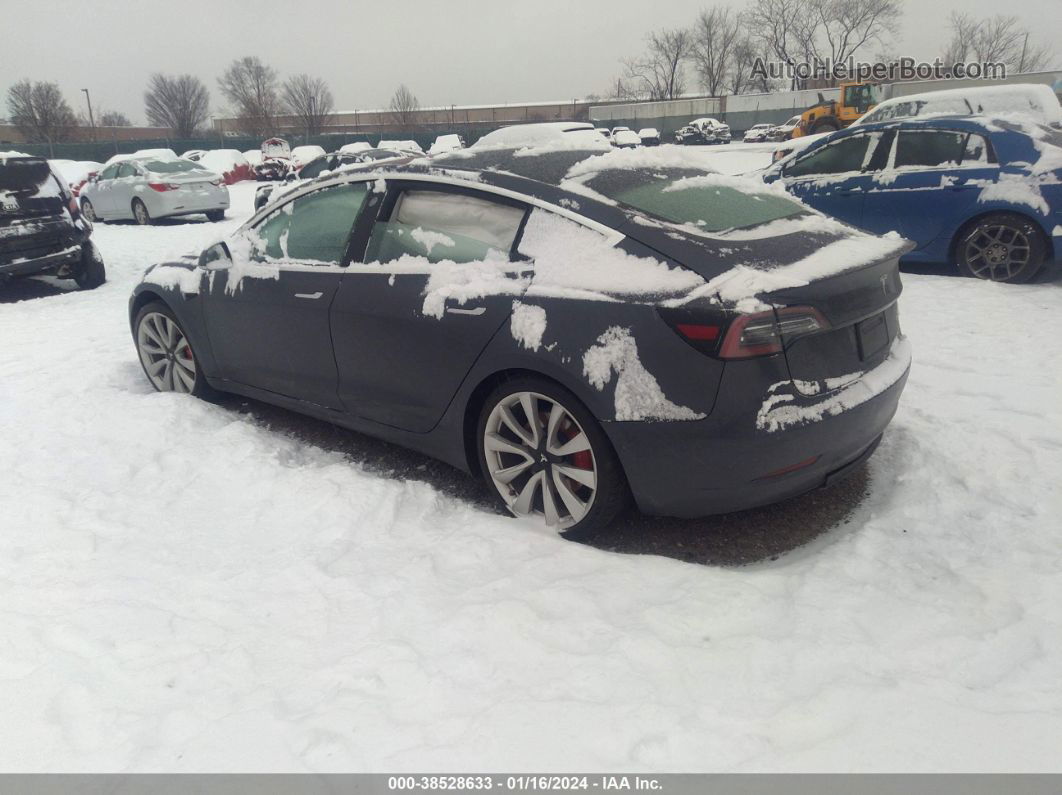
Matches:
[[858, 83, 1062, 127], [977, 174, 1050, 214], [666, 225, 909, 311], [339, 142, 373, 155], [520, 210, 703, 300], [474, 123, 609, 153], [757, 336, 912, 432], [409, 227, 456, 256], [142, 263, 203, 295], [510, 301, 547, 350], [417, 253, 527, 318], [582, 327, 705, 421]]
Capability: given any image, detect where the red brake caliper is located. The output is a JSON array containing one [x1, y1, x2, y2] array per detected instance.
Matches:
[[561, 422, 593, 470]]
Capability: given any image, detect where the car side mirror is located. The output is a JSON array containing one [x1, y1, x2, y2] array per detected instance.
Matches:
[[198, 241, 232, 270]]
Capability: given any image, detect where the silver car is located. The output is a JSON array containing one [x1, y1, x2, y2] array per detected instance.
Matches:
[[80, 157, 229, 225]]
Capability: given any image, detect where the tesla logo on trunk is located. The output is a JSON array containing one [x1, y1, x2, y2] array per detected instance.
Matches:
[[880, 274, 890, 295]]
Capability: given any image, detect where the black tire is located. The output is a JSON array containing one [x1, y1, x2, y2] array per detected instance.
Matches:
[[206, 209, 225, 222], [74, 241, 106, 289], [81, 198, 100, 223], [476, 375, 630, 540], [131, 198, 151, 226], [811, 117, 840, 134], [955, 212, 1047, 284], [133, 301, 215, 399]]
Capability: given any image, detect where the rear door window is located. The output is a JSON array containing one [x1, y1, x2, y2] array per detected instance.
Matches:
[[117, 163, 138, 178], [365, 188, 525, 265], [785, 134, 878, 178], [252, 182, 370, 264], [99, 164, 121, 181], [891, 130, 991, 168]]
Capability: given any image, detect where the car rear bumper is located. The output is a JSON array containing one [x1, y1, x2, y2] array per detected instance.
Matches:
[[0, 242, 83, 278], [146, 187, 229, 219], [604, 349, 910, 518]]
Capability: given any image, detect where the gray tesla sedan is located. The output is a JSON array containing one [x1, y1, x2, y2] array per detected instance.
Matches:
[[128, 146, 911, 537]]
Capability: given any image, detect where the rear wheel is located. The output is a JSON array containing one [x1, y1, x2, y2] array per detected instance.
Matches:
[[477, 377, 629, 539], [81, 198, 99, 223], [955, 213, 1046, 283], [131, 198, 151, 226], [73, 241, 106, 289], [206, 209, 225, 222], [134, 302, 212, 398]]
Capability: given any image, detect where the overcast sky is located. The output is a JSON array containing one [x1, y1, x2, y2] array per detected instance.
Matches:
[[2, 0, 1059, 124]]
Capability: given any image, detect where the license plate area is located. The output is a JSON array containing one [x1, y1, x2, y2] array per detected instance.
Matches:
[[856, 311, 889, 362]]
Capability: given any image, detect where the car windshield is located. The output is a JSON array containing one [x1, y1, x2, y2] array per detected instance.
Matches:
[[585, 168, 805, 232], [144, 159, 204, 174]]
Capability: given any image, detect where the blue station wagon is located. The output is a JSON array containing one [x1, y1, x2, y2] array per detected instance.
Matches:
[[764, 117, 1062, 283]]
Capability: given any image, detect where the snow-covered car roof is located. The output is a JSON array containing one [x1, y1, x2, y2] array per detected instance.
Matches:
[[339, 141, 373, 155], [473, 122, 607, 151], [638, 128, 660, 136], [855, 83, 1062, 128], [377, 139, 424, 154], [245, 143, 909, 310], [612, 130, 642, 145]]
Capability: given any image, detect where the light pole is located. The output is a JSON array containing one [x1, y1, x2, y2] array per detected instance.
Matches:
[[81, 88, 96, 142]]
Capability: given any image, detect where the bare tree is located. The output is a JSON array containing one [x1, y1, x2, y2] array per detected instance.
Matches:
[[389, 84, 420, 131], [5, 80, 78, 155], [99, 110, 132, 127], [811, 0, 902, 64], [218, 57, 280, 137], [942, 13, 1052, 73], [747, 0, 900, 87], [689, 6, 742, 96], [144, 74, 210, 137], [624, 27, 692, 101], [729, 35, 777, 94], [282, 74, 334, 138]]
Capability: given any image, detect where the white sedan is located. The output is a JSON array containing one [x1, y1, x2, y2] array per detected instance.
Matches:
[[79, 157, 229, 225]]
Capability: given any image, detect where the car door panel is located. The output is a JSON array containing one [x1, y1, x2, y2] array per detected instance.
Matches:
[[330, 182, 529, 433], [203, 181, 370, 409]]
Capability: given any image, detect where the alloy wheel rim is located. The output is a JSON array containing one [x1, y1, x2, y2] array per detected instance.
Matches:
[[483, 391, 597, 529], [134, 202, 148, 224], [964, 224, 1030, 281], [137, 312, 196, 393], [82, 200, 96, 222]]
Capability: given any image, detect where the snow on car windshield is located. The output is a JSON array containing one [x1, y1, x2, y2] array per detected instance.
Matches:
[[585, 167, 806, 232]]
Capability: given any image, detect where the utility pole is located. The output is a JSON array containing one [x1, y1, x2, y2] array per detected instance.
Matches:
[[308, 95, 316, 143], [1018, 32, 1029, 74], [81, 88, 96, 142]]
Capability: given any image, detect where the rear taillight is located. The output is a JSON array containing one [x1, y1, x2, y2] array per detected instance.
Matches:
[[148, 182, 179, 192], [719, 306, 828, 359], [659, 305, 827, 359]]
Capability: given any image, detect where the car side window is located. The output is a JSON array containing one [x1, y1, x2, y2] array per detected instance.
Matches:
[[251, 182, 369, 264], [365, 189, 525, 265], [785, 135, 876, 178], [117, 163, 137, 178], [298, 157, 332, 179], [99, 164, 121, 181], [892, 130, 968, 168]]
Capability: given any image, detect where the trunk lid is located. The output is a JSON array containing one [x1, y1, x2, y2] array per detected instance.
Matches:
[[764, 255, 904, 395]]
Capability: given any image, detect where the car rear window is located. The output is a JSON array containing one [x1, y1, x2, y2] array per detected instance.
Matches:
[[585, 168, 805, 232], [144, 159, 202, 173], [0, 159, 65, 215]]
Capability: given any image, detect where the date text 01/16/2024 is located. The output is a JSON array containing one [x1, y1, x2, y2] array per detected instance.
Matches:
[[387, 776, 663, 791]]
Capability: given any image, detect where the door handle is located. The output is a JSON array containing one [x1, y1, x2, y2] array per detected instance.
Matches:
[[446, 306, 486, 316], [294, 291, 323, 299]]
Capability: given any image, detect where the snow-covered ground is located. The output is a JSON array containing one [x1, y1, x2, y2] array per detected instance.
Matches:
[[1, 178, 1061, 772]]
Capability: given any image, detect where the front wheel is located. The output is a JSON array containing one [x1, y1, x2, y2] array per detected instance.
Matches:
[[477, 377, 630, 538], [131, 198, 151, 226], [955, 213, 1046, 283], [134, 302, 212, 398]]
